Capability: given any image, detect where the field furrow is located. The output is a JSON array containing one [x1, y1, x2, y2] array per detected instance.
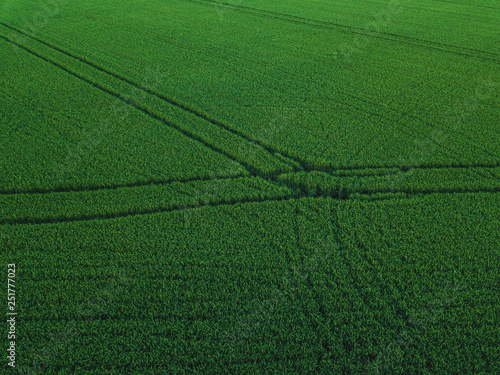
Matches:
[[1, 1, 499, 373]]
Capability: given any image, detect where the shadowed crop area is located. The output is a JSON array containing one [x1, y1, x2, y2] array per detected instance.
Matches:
[[1, 0, 499, 374]]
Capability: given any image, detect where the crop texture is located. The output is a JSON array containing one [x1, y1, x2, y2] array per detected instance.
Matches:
[[1, 0, 499, 374]]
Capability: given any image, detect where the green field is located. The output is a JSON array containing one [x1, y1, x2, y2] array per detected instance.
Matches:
[[1, 0, 499, 373]]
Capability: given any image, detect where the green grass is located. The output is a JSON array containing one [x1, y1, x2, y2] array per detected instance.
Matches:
[[1, 0, 499, 374]]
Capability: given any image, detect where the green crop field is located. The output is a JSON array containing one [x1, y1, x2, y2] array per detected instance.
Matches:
[[1, 0, 499, 373]]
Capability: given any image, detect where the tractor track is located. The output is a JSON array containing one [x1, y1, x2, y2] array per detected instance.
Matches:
[[1, 188, 499, 227]]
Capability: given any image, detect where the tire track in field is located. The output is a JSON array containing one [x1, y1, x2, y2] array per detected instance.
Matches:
[[6, 14, 497, 179], [328, 163, 500, 175], [0, 175, 243, 195], [1, 25, 497, 184], [0, 194, 293, 226], [105, 10, 497, 165], [4, 18, 495, 173], [79, 7, 491, 142], [37, 13, 359, 169], [189, 0, 500, 63], [0, 33, 274, 180], [0, 22, 404, 175], [1, 162, 498, 196], [2, 188, 499, 226], [0, 22, 309, 173], [286, 167, 500, 200]]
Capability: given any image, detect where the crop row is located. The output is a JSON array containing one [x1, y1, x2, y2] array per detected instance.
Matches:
[[0, 24, 295, 179], [4, 193, 500, 373], [279, 167, 500, 197], [7, 3, 498, 167], [0, 36, 259, 194], [0, 176, 291, 224], [4, 3, 498, 173], [191, 0, 499, 57]]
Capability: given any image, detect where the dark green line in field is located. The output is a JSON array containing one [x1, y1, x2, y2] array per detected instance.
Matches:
[[1, 164, 498, 196], [0, 195, 295, 226], [322, 163, 500, 178], [1, 24, 498, 200], [64, 7, 492, 165], [312, 187, 500, 200], [189, 0, 500, 62], [1, 188, 498, 226], [3, 23, 497, 181], [0, 22, 310, 172], [0, 33, 269, 178], [0, 175, 242, 196]]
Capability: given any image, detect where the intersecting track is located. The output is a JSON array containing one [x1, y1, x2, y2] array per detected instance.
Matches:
[[1, 161, 499, 195], [0, 33, 280, 180], [0, 22, 307, 174], [2, 22, 498, 180], [1, 23, 499, 225], [1, 30, 498, 208], [2, 187, 499, 226], [188, 0, 500, 63], [54, 8, 499, 165]]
